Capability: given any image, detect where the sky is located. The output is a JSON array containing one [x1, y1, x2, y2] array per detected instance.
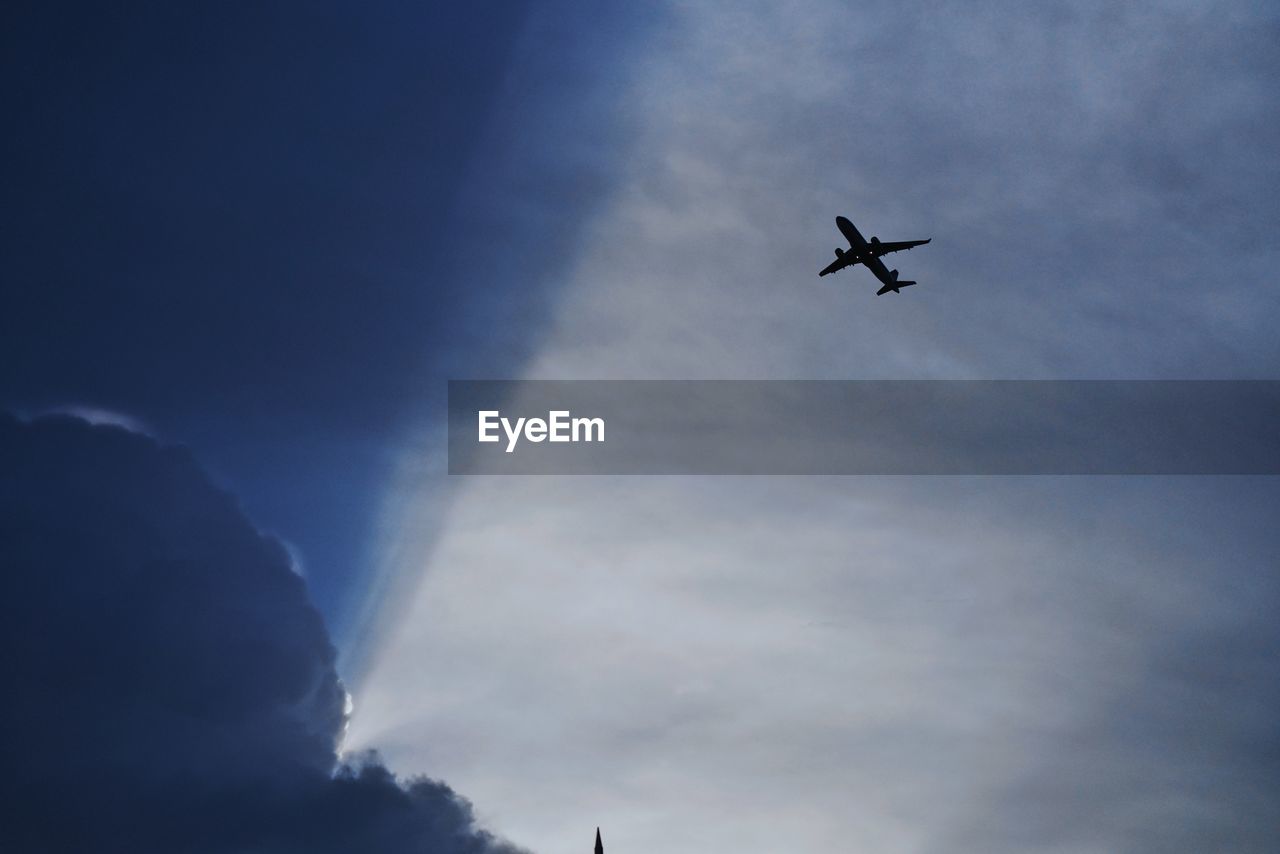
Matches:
[[2, 2, 1279, 853]]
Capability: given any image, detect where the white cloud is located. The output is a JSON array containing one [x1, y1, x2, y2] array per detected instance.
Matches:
[[39, 404, 152, 434], [348, 2, 1280, 851]]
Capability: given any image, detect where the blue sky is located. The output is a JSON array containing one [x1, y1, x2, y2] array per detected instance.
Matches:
[[2, 2, 1278, 853]]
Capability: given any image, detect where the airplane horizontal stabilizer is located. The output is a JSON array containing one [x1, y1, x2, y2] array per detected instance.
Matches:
[[876, 280, 916, 295]]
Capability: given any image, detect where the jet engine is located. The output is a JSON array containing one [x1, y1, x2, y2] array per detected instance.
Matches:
[[834, 247, 844, 257], [870, 236, 880, 244]]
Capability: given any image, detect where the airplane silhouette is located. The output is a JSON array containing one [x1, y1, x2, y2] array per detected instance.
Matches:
[[819, 216, 930, 295]]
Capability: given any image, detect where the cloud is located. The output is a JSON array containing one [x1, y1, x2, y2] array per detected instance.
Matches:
[[36, 404, 152, 434], [351, 474, 1280, 853], [516, 0, 1280, 382], [350, 3, 1280, 851], [0, 412, 526, 854]]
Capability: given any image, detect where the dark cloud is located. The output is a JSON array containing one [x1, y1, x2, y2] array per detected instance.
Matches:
[[0, 412, 526, 854], [0, 2, 661, 629]]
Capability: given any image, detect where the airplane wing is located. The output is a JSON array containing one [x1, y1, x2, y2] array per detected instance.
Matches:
[[819, 255, 853, 277], [869, 238, 930, 257]]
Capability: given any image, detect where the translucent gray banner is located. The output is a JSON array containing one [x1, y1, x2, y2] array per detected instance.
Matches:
[[447, 381, 1280, 475]]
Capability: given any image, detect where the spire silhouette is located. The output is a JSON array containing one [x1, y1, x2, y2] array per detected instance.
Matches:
[[594, 827, 603, 854]]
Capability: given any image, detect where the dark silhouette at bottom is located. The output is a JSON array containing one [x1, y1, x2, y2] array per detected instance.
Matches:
[[595, 827, 604, 854]]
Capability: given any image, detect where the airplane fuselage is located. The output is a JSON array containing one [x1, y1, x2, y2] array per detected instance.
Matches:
[[836, 217, 894, 287]]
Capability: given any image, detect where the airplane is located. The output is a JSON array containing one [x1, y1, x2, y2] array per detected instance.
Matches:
[[819, 216, 930, 295]]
